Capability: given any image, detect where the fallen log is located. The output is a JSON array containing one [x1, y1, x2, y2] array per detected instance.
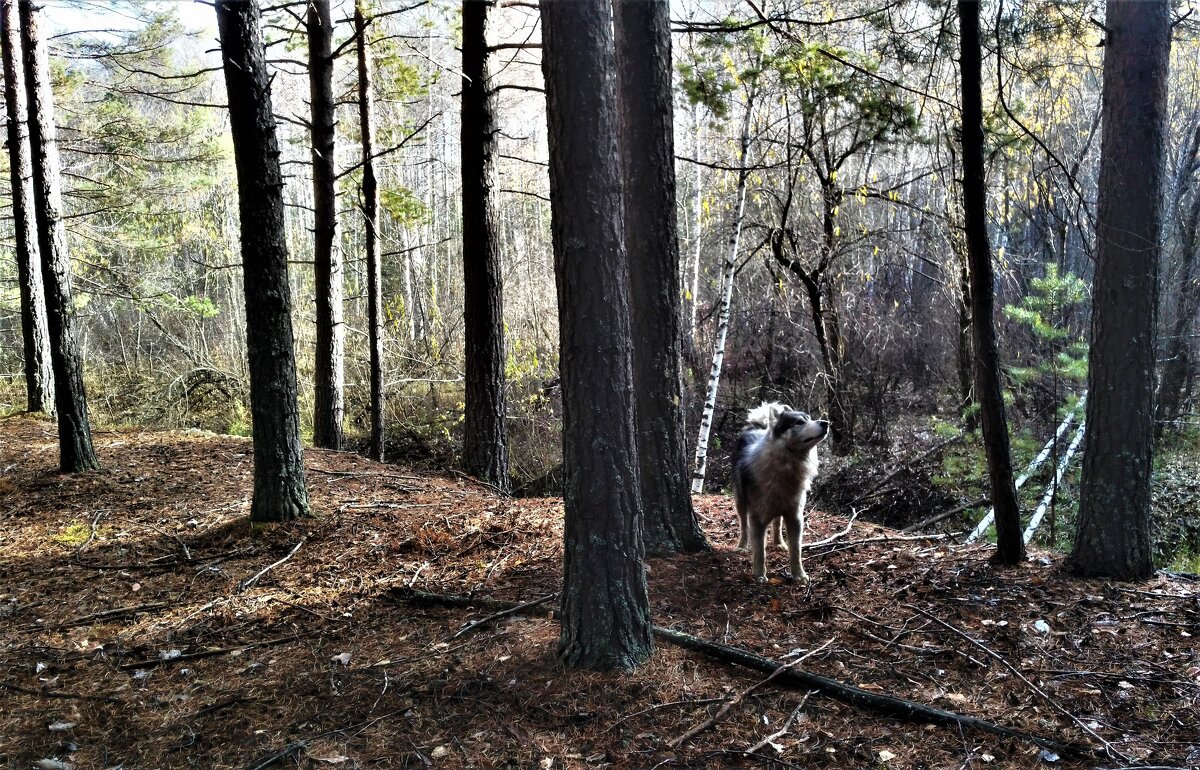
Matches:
[[389, 587, 1095, 758]]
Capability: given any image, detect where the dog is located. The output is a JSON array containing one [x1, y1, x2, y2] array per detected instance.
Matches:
[[732, 402, 828, 583]]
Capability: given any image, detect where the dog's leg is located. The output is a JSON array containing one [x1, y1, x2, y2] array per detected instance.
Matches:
[[768, 519, 785, 549], [735, 498, 749, 551], [785, 491, 809, 582], [748, 516, 768, 582]]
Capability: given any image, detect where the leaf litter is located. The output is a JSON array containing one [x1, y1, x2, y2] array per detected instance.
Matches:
[[0, 413, 1197, 768]]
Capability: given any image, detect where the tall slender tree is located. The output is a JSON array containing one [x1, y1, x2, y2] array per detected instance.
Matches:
[[691, 95, 754, 493], [1069, 0, 1169, 580], [958, 0, 1022, 563], [215, 0, 309, 522], [20, 0, 97, 472], [614, 0, 707, 553], [356, 1, 385, 462], [1, 0, 52, 415], [541, 0, 653, 671], [308, 0, 344, 451], [460, 0, 509, 491]]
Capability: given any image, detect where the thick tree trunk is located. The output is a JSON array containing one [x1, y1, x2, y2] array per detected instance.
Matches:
[[541, 0, 653, 671], [460, 0, 510, 491], [1069, 0, 1168, 580], [307, 0, 344, 451], [19, 1, 97, 472], [215, 0, 309, 522], [1, 0, 52, 415], [691, 103, 752, 494], [356, 3, 385, 462], [615, 0, 707, 554], [958, 0, 1022, 563]]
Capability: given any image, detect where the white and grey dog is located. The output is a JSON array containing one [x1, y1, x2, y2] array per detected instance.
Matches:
[[733, 402, 829, 583]]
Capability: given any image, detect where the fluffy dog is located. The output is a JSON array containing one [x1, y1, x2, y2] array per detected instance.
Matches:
[[732, 402, 828, 582]]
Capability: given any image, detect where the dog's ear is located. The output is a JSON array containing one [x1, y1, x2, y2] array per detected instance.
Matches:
[[772, 410, 803, 438]]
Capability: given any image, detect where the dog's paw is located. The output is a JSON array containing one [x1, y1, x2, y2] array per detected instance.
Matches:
[[754, 574, 768, 584]]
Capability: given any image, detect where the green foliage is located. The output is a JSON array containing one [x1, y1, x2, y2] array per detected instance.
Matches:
[[381, 187, 430, 227], [1003, 265, 1089, 400]]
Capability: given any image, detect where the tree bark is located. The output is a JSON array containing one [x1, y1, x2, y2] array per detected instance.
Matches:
[[355, 3, 385, 462], [460, 0, 510, 491], [215, 0, 309, 522], [541, 0, 653, 671], [958, 0, 1022, 563], [1, 0, 52, 415], [614, 0, 707, 554], [19, 0, 97, 472], [307, 0, 344, 451], [1069, 0, 1168, 580]]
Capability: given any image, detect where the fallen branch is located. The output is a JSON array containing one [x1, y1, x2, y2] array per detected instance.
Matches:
[[652, 625, 1092, 757], [447, 594, 556, 641], [901, 497, 990, 533], [237, 539, 304, 593], [806, 531, 958, 557], [608, 697, 726, 732], [847, 434, 963, 507], [390, 588, 1094, 758], [908, 606, 1129, 761], [669, 639, 833, 749]]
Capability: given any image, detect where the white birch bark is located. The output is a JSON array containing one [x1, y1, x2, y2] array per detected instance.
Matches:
[[691, 102, 753, 493]]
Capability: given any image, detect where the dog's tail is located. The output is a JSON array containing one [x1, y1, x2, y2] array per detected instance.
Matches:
[[745, 401, 791, 430]]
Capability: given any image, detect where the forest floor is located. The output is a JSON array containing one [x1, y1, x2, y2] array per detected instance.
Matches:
[[1, 414, 1198, 770]]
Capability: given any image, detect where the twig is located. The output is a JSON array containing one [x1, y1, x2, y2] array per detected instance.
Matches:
[[806, 532, 958, 556], [46, 602, 168, 630], [847, 435, 963, 507], [0, 681, 122, 704], [446, 594, 556, 641], [608, 698, 726, 732], [237, 539, 304, 593], [669, 639, 835, 749], [804, 510, 859, 548], [746, 691, 815, 754], [909, 606, 1131, 761], [244, 740, 306, 770], [119, 632, 309, 670]]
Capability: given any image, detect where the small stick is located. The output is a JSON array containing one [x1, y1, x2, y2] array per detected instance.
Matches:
[[48, 602, 168, 630], [237, 539, 304, 593], [244, 740, 306, 770], [909, 606, 1131, 762], [0, 681, 122, 704], [669, 639, 834, 749], [119, 632, 308, 670], [804, 509, 859, 548], [608, 698, 726, 732], [745, 691, 815, 754], [446, 594, 556, 641]]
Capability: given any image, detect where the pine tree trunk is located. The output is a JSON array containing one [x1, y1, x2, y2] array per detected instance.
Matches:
[[19, 0, 97, 472], [541, 0, 653, 672], [1069, 0, 1168, 580], [460, 0, 510, 491], [958, 0, 1022, 563], [1156, 160, 1200, 434], [308, 0, 344, 451], [0, 0, 52, 415], [691, 104, 752, 494], [356, 3, 385, 462], [215, 0, 309, 522], [615, 0, 707, 554]]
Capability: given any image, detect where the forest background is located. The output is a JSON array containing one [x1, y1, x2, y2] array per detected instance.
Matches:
[[1, 0, 1199, 570]]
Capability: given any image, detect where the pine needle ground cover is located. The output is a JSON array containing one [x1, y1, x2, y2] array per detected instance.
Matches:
[[0, 415, 1196, 769]]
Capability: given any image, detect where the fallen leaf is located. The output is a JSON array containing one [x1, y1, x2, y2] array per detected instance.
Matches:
[[330, 652, 351, 666], [312, 757, 349, 765], [48, 721, 77, 732], [431, 745, 450, 759], [878, 749, 897, 761]]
